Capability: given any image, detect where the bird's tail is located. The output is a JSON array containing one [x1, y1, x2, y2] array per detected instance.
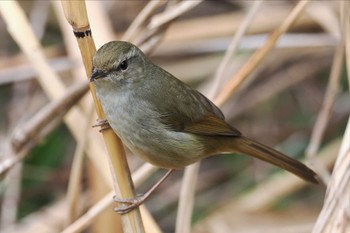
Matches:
[[229, 136, 319, 184]]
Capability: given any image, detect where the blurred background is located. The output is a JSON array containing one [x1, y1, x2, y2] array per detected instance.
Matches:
[[0, 1, 349, 233]]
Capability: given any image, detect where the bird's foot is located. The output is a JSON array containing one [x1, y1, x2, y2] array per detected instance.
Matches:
[[92, 119, 110, 132], [113, 194, 145, 215]]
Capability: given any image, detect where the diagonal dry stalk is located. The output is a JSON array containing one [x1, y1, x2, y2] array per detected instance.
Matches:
[[122, 1, 166, 42], [175, 2, 263, 233], [208, 0, 264, 100], [0, 0, 113, 192], [176, 1, 311, 232], [215, 0, 309, 106]]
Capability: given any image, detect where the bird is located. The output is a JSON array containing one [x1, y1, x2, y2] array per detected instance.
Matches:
[[90, 41, 319, 214]]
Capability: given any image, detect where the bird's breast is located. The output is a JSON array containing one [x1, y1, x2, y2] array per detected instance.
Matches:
[[98, 91, 207, 168]]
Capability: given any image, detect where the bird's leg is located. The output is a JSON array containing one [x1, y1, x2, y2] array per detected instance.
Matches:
[[92, 118, 110, 132], [114, 169, 174, 215]]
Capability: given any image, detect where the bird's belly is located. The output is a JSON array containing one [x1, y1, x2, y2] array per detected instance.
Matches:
[[103, 99, 205, 168], [115, 120, 205, 168], [111, 116, 204, 168]]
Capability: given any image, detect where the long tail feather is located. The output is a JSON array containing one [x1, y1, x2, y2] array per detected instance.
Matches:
[[232, 136, 319, 184]]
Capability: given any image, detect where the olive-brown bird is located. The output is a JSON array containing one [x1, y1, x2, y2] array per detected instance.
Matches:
[[90, 41, 319, 214]]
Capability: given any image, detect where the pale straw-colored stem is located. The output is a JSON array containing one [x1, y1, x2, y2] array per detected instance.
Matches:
[[215, 0, 310, 106], [60, 1, 145, 232]]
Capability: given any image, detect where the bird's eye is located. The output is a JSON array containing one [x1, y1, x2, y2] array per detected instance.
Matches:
[[119, 60, 128, 71]]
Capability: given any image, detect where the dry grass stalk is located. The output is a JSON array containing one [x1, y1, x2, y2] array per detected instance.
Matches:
[[122, 1, 165, 42], [62, 190, 115, 233], [306, 39, 344, 184], [208, 0, 263, 99], [175, 2, 263, 232], [235, 138, 340, 213], [62, 164, 159, 233], [10, 82, 89, 153], [0, 1, 344, 229], [305, 1, 340, 38], [0, 0, 114, 187], [65, 104, 94, 225], [215, 0, 309, 106], [149, 1, 203, 30], [312, 3, 350, 231], [60, 1, 144, 232], [175, 164, 199, 233], [230, 53, 333, 118]]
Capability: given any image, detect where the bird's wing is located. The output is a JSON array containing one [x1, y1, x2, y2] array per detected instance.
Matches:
[[183, 114, 241, 136], [158, 88, 241, 137]]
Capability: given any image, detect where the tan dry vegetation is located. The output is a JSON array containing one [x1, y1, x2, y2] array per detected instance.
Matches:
[[0, 1, 349, 233]]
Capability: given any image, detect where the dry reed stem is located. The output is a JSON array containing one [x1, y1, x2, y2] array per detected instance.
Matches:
[[175, 164, 199, 233], [65, 105, 95, 225], [235, 138, 340, 212], [312, 3, 350, 231], [62, 190, 115, 233], [85, 1, 116, 48], [10, 81, 89, 153], [55, 1, 125, 232], [135, 1, 180, 53], [306, 39, 344, 184], [208, 0, 263, 99], [175, 2, 263, 232], [0, 57, 74, 85], [52, 1, 87, 82], [215, 0, 309, 106], [60, 1, 144, 232], [122, 1, 165, 42], [229, 53, 332, 118], [61, 164, 160, 233], [0, 1, 119, 232], [0, 0, 114, 187], [63, 0, 197, 232], [2, 198, 68, 233], [0, 152, 24, 179], [0, 159, 22, 229], [343, 1, 350, 89], [163, 4, 316, 43], [312, 148, 350, 233], [305, 1, 340, 38], [149, 1, 203, 30]]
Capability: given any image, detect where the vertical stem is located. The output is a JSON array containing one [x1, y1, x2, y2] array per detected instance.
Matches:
[[60, 1, 144, 232]]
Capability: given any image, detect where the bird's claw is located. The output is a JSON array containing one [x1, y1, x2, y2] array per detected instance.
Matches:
[[113, 194, 145, 215], [92, 119, 110, 132]]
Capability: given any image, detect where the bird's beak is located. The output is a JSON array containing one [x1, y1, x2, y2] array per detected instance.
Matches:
[[90, 68, 107, 82]]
